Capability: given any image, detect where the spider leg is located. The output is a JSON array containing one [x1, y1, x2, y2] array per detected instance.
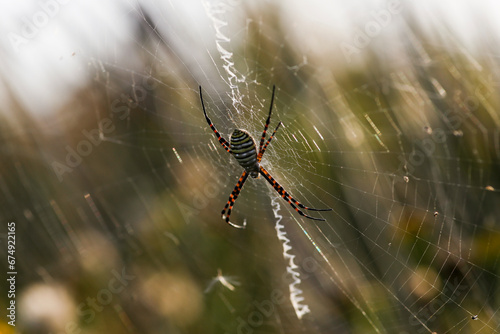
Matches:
[[258, 85, 276, 154], [199, 86, 231, 153], [221, 171, 249, 229], [259, 166, 331, 221], [257, 121, 282, 162]]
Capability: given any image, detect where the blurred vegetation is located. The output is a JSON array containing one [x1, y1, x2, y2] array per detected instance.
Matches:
[[1, 2, 500, 334]]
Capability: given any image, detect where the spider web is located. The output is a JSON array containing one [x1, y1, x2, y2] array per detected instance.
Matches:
[[2, 1, 500, 333]]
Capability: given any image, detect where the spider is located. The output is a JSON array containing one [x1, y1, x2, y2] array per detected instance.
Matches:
[[199, 85, 331, 229]]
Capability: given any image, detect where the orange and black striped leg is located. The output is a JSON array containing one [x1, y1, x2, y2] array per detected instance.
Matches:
[[221, 171, 249, 229], [258, 85, 276, 154], [259, 166, 331, 221], [199, 86, 231, 153], [257, 121, 282, 162]]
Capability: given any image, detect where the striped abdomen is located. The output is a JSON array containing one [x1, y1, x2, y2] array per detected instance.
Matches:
[[230, 129, 259, 177]]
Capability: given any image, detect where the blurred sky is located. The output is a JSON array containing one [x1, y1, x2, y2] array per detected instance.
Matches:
[[1, 0, 499, 117]]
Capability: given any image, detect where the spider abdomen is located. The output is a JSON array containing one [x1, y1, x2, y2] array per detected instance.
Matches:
[[230, 129, 259, 177]]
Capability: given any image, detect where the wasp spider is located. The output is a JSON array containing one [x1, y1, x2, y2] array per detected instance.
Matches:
[[199, 85, 331, 229]]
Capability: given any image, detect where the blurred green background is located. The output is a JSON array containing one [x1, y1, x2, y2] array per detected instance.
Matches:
[[1, 1, 500, 333]]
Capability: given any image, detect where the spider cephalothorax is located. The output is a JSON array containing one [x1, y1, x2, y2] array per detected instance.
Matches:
[[199, 85, 331, 229]]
